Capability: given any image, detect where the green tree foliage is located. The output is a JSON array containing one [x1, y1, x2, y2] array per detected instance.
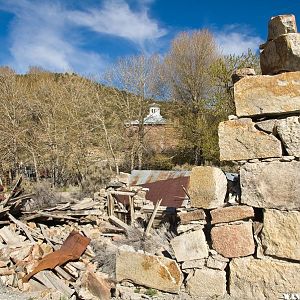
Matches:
[[164, 31, 260, 165]]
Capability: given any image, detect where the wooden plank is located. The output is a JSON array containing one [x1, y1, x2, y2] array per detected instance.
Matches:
[[71, 201, 95, 210], [25, 211, 76, 221], [108, 216, 130, 231], [8, 193, 34, 203], [34, 270, 74, 298], [107, 193, 114, 217], [49, 209, 103, 216], [0, 226, 25, 246], [2, 176, 22, 207], [8, 214, 35, 243], [44, 203, 71, 211], [109, 191, 135, 196], [101, 226, 125, 234], [0, 221, 10, 225], [145, 198, 163, 236], [54, 266, 73, 281], [39, 224, 61, 249], [0, 207, 10, 214], [129, 196, 135, 225]]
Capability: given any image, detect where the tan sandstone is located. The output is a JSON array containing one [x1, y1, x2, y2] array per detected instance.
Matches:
[[186, 268, 226, 298], [170, 229, 208, 262], [262, 209, 300, 261], [177, 209, 206, 225], [188, 166, 227, 209], [234, 72, 300, 117], [115, 250, 183, 293], [218, 118, 282, 161], [210, 205, 254, 224], [268, 14, 297, 40], [230, 257, 300, 300], [240, 161, 300, 210], [231, 67, 255, 84], [255, 119, 277, 134], [261, 33, 300, 75], [276, 116, 300, 157]]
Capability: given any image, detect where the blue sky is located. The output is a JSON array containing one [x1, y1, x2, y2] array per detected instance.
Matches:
[[0, 0, 298, 75]]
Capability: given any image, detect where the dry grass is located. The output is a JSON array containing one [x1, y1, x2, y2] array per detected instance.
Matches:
[[92, 223, 175, 278], [25, 181, 64, 211]]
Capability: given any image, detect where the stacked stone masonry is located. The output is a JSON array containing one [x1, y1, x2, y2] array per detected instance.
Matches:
[[114, 14, 300, 300], [261, 14, 300, 74], [156, 14, 300, 300]]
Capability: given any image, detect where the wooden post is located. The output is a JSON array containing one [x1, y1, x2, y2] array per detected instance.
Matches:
[[107, 193, 114, 217], [145, 198, 162, 236], [129, 196, 135, 225]]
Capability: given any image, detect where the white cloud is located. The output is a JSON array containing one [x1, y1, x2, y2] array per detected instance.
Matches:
[[0, 0, 166, 74], [68, 0, 166, 46], [215, 25, 263, 55]]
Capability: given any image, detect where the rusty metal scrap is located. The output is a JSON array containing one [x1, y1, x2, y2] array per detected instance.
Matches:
[[142, 176, 190, 208], [130, 170, 191, 186], [23, 231, 90, 282]]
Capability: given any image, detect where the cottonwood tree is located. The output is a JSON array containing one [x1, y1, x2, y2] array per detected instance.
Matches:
[[103, 55, 165, 170], [0, 70, 117, 186], [0, 74, 30, 175], [21, 72, 102, 186], [164, 30, 220, 165]]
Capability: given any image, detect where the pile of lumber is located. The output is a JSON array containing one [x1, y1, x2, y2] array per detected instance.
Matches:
[[0, 176, 163, 299]]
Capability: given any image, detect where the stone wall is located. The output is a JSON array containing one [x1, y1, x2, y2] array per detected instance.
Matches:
[[214, 14, 299, 300], [148, 14, 300, 300], [114, 14, 300, 300]]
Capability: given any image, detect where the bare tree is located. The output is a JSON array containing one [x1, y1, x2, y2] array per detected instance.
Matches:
[[0, 74, 29, 174], [103, 55, 165, 170]]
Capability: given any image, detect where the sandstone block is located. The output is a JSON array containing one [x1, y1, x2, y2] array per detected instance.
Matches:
[[261, 33, 300, 75], [240, 161, 300, 209], [176, 223, 204, 234], [276, 116, 300, 157], [255, 119, 277, 134], [262, 209, 300, 261], [234, 72, 300, 117], [231, 67, 256, 84], [170, 229, 208, 262], [210, 205, 254, 224], [218, 118, 282, 161], [181, 259, 205, 270], [116, 250, 182, 293], [206, 256, 227, 270], [177, 209, 206, 225], [186, 268, 226, 298], [268, 14, 297, 40], [189, 166, 227, 209], [230, 257, 300, 300], [211, 222, 255, 258]]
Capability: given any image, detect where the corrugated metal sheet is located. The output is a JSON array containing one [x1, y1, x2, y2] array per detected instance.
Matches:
[[141, 176, 189, 208], [129, 170, 237, 209], [130, 170, 191, 186]]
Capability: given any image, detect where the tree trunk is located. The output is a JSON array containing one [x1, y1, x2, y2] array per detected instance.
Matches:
[[32, 151, 39, 182]]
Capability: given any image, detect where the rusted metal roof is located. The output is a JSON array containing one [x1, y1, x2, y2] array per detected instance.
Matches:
[[141, 176, 189, 208], [23, 231, 90, 282], [130, 170, 191, 186], [128, 169, 236, 209]]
